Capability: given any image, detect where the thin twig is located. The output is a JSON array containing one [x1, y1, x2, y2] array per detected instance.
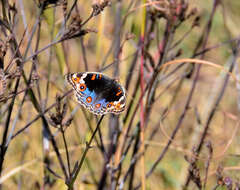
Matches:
[[67, 115, 104, 189]]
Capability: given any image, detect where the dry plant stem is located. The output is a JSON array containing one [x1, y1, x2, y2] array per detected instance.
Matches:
[[145, 64, 198, 176], [33, 20, 43, 101], [118, 75, 151, 189], [100, 40, 115, 67], [23, 6, 96, 65], [98, 120, 119, 190], [11, 90, 73, 139], [122, 93, 176, 189], [96, 126, 107, 159], [125, 48, 140, 91], [152, 4, 219, 166], [42, 121, 68, 179], [0, 33, 25, 178], [90, 116, 106, 158], [184, 0, 221, 187], [5, 3, 43, 73], [194, 36, 240, 57], [9, 5, 100, 182], [120, 79, 146, 157], [128, 127, 141, 190], [100, 0, 136, 68], [120, 12, 167, 160], [203, 141, 213, 189], [0, 78, 20, 175], [184, 43, 240, 188], [1, 13, 87, 177], [4, 28, 27, 73], [127, 0, 218, 187], [111, 0, 122, 188], [18, 5, 58, 185], [0, 85, 33, 103], [80, 38, 89, 71], [132, 62, 225, 190], [60, 124, 71, 177], [187, 0, 220, 78], [6, 65, 36, 147], [120, 65, 153, 157], [139, 2, 150, 189], [100, 117, 125, 187], [115, 122, 140, 186], [140, 36, 146, 190], [84, 113, 105, 157], [144, 17, 176, 128], [23, 38, 62, 64], [65, 0, 78, 23], [133, 15, 175, 189], [98, 1, 123, 188], [110, 129, 120, 189], [45, 164, 62, 179], [67, 115, 104, 189], [1, 10, 61, 183], [0, 2, 25, 175], [117, 124, 140, 190], [45, 9, 56, 105], [0, 4, 24, 176], [124, 73, 140, 123], [80, 10, 95, 27], [169, 25, 195, 51], [1, 0, 238, 189]]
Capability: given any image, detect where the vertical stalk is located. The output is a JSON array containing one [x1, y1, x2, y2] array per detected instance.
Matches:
[[140, 0, 146, 189]]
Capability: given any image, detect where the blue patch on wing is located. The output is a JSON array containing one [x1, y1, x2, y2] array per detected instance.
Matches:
[[81, 88, 97, 106], [94, 99, 108, 108]]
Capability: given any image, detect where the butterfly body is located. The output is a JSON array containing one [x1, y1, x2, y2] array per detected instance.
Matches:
[[66, 72, 126, 115]]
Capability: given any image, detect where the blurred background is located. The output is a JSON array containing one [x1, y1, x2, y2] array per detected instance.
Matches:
[[0, 0, 240, 189]]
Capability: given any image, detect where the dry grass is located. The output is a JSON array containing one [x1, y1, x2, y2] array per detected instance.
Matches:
[[1, 0, 240, 189]]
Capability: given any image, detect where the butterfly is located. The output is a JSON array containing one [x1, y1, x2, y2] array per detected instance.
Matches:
[[65, 72, 126, 115]]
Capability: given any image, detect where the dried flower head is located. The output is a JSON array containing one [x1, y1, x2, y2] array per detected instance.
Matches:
[[92, 0, 111, 16], [48, 94, 72, 128], [224, 177, 233, 189]]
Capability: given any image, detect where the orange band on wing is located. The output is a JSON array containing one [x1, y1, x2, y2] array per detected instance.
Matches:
[[107, 102, 113, 108], [73, 76, 80, 83], [79, 83, 86, 91], [86, 96, 92, 103], [91, 74, 96, 80], [95, 103, 101, 108], [116, 91, 122, 96], [116, 87, 122, 96], [115, 102, 121, 109]]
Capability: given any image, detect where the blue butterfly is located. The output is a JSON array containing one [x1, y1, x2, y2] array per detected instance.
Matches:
[[66, 72, 126, 115]]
